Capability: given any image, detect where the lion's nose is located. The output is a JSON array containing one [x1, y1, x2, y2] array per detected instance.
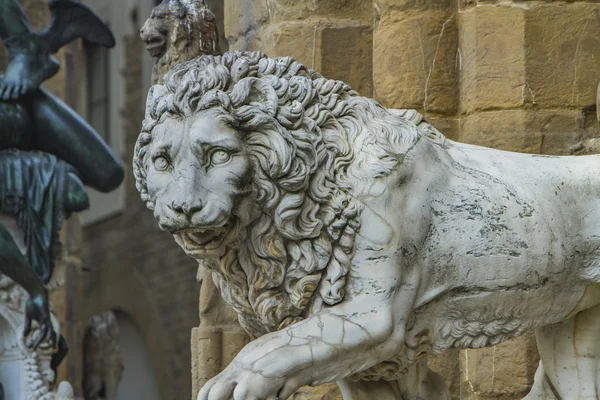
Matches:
[[140, 25, 149, 41], [168, 200, 202, 215]]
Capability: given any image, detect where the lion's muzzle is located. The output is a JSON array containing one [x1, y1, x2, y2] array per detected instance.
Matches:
[[172, 218, 240, 258]]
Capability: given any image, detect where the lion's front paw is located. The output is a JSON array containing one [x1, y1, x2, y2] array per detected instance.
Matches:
[[198, 366, 305, 400]]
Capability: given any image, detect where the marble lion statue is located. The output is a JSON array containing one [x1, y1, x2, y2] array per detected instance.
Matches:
[[133, 51, 600, 400], [139, 0, 220, 85]]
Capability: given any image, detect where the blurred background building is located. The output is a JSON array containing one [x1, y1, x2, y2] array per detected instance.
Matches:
[[3, 0, 600, 399]]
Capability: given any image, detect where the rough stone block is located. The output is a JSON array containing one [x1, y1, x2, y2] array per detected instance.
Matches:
[[459, 108, 587, 155], [578, 138, 600, 155], [224, 0, 269, 40], [192, 328, 222, 398], [375, 0, 456, 11], [292, 383, 342, 400], [220, 330, 250, 367], [525, 3, 600, 109], [428, 348, 462, 396], [374, 10, 458, 113], [320, 26, 373, 96], [427, 115, 459, 141], [459, 335, 538, 399], [459, 5, 526, 115], [232, 20, 373, 96], [232, 21, 320, 68], [268, 0, 372, 22], [459, 110, 542, 153], [537, 110, 585, 155]]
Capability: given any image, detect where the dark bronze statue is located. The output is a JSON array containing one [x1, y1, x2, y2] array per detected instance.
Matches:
[[0, 0, 123, 357], [0, 0, 115, 100]]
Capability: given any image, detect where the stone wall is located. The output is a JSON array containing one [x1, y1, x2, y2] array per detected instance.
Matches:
[[214, 1, 600, 399]]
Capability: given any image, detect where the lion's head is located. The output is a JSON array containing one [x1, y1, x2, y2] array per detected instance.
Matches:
[[133, 51, 420, 337], [140, 0, 220, 84]]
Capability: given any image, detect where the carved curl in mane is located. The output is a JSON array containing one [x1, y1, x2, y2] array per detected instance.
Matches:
[[133, 51, 420, 337]]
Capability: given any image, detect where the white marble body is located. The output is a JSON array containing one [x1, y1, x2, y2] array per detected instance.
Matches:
[[403, 141, 599, 354], [134, 52, 600, 400]]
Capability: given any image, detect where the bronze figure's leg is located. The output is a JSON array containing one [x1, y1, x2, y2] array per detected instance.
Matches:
[[0, 224, 56, 349], [51, 334, 69, 374], [29, 88, 124, 192]]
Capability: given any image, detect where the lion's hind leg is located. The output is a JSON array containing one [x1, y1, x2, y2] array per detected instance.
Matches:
[[525, 303, 600, 399]]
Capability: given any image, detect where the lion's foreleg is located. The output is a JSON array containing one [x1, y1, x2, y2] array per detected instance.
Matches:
[[198, 260, 417, 400], [198, 303, 399, 400]]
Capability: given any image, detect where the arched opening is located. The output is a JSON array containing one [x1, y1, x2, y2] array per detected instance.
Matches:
[[82, 311, 160, 400], [114, 311, 160, 400]]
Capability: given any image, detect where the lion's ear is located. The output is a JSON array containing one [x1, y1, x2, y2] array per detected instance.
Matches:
[[229, 78, 278, 117]]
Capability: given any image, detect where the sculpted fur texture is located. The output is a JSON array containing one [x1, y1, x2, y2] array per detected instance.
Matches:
[[134, 52, 418, 338], [134, 51, 600, 400]]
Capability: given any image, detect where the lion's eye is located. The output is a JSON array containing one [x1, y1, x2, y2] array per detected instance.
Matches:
[[210, 150, 231, 166], [154, 156, 170, 171]]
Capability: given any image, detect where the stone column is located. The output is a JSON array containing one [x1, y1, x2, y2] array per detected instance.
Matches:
[[191, 268, 247, 397]]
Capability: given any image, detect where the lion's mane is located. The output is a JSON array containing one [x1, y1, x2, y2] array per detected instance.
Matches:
[[133, 52, 420, 346]]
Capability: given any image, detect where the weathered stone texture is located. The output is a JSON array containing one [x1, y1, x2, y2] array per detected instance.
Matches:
[[230, 20, 374, 97], [459, 335, 539, 400], [239, 21, 322, 69], [458, 109, 594, 154], [459, 6, 526, 115], [10, 0, 592, 399], [374, 10, 458, 113], [320, 26, 373, 96], [375, 0, 456, 11], [224, 0, 269, 41], [428, 349, 462, 397], [525, 3, 600, 109], [267, 0, 372, 22], [292, 384, 342, 400]]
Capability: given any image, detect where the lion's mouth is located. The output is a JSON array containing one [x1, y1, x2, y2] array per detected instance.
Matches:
[[173, 219, 239, 258], [144, 35, 166, 58]]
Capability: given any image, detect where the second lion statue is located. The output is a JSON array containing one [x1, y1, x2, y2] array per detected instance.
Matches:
[[133, 51, 600, 400]]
